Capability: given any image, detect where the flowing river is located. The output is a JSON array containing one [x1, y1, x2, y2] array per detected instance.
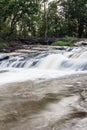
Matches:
[[0, 46, 87, 130]]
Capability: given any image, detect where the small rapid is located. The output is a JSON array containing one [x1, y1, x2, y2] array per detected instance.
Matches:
[[0, 47, 87, 130], [0, 47, 87, 84]]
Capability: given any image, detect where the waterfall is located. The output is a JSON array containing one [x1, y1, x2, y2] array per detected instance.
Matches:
[[0, 47, 87, 84]]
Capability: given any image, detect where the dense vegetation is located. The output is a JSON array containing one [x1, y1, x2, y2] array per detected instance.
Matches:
[[0, 0, 87, 40]]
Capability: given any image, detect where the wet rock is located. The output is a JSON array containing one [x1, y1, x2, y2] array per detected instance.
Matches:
[[73, 39, 87, 46], [0, 55, 9, 61]]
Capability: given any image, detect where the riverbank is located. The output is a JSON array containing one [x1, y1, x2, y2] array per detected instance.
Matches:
[[0, 73, 87, 130], [0, 38, 87, 53]]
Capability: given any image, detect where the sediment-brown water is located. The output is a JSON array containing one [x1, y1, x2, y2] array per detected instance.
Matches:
[[0, 73, 87, 130]]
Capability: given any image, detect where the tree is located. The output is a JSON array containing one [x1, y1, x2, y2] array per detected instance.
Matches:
[[38, 0, 63, 37], [40, 0, 48, 38], [61, 0, 87, 38], [47, 1, 63, 37], [0, 0, 87, 39], [0, 0, 41, 37]]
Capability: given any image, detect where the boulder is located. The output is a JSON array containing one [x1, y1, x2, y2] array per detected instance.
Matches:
[[0, 55, 9, 61]]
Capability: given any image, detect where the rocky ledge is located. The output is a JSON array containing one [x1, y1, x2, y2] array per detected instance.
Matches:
[[0, 38, 87, 53]]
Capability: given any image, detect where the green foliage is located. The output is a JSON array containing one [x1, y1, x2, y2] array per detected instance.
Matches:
[[0, 42, 8, 49], [38, 1, 63, 37], [0, 0, 41, 37], [61, 0, 87, 38], [0, 0, 87, 39], [52, 41, 73, 46]]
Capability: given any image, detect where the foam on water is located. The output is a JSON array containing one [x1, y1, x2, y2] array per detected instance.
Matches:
[[0, 68, 76, 85], [0, 47, 87, 85]]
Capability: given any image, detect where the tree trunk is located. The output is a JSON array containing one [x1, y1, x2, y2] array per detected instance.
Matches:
[[43, 0, 48, 38], [78, 19, 84, 38]]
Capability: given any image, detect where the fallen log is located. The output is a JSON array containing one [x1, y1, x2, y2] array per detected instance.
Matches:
[[16, 37, 69, 45]]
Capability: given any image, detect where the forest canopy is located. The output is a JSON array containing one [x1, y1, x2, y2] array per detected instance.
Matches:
[[0, 0, 87, 39]]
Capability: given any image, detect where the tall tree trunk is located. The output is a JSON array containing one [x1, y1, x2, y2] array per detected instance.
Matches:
[[78, 19, 84, 38], [43, 0, 48, 38]]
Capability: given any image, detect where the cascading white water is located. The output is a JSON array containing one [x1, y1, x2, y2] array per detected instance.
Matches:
[[0, 47, 87, 85], [37, 54, 68, 69]]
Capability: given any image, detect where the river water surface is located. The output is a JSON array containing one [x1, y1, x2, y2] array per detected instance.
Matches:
[[0, 47, 87, 130]]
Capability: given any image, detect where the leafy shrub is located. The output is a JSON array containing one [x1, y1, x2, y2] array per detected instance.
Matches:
[[52, 41, 73, 46]]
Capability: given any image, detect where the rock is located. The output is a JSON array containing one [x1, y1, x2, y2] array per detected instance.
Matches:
[[0, 55, 9, 61], [73, 39, 87, 46]]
